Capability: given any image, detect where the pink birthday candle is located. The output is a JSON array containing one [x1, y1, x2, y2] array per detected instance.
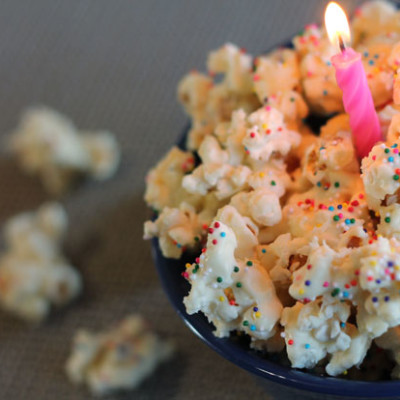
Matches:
[[325, 2, 382, 158]]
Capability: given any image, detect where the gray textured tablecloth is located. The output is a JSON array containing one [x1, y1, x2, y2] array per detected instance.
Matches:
[[0, 1, 363, 399]]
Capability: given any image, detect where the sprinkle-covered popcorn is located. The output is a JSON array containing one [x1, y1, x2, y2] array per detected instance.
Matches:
[[184, 217, 282, 340], [9, 107, 120, 195], [0, 203, 81, 321], [145, 146, 197, 211], [242, 107, 301, 162], [357, 41, 394, 108], [351, 1, 400, 45], [253, 48, 301, 103], [178, 44, 260, 151], [281, 297, 369, 376], [66, 315, 174, 396], [144, 203, 206, 259], [144, 0, 400, 380]]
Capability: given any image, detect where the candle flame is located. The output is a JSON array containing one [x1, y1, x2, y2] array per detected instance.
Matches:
[[325, 2, 351, 50]]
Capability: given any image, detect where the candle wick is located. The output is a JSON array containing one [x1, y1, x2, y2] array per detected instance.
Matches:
[[338, 35, 346, 53]]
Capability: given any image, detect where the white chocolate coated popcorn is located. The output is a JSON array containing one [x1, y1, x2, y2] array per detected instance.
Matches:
[[144, 203, 205, 259], [242, 107, 301, 162], [184, 217, 282, 340], [0, 203, 81, 321], [352, 1, 400, 45], [253, 49, 301, 102], [362, 141, 400, 211], [229, 188, 282, 227], [178, 44, 260, 151], [144, 3, 400, 378], [145, 146, 197, 211], [356, 41, 394, 108], [207, 43, 253, 95], [9, 107, 120, 194], [66, 315, 174, 396], [182, 136, 251, 199], [281, 297, 369, 375]]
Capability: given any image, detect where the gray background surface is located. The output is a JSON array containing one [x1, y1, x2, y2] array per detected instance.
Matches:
[[0, 1, 362, 399]]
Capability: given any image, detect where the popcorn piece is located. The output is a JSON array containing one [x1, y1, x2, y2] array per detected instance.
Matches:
[[229, 188, 282, 227], [66, 315, 174, 396], [242, 107, 301, 162], [375, 327, 400, 379], [144, 147, 197, 211], [299, 45, 342, 114], [9, 107, 120, 194], [281, 297, 369, 375], [0, 203, 81, 321], [253, 49, 301, 103], [145, 4, 400, 379], [352, 1, 400, 45], [178, 44, 260, 151], [207, 43, 253, 95], [303, 131, 357, 182], [263, 91, 309, 127], [356, 41, 394, 108], [394, 71, 400, 106], [357, 290, 400, 338], [177, 71, 213, 123], [387, 114, 400, 144], [215, 109, 248, 166], [293, 24, 330, 57], [182, 136, 251, 199], [184, 217, 282, 340], [144, 203, 205, 259], [216, 205, 259, 260], [325, 327, 371, 376], [362, 141, 400, 211], [378, 103, 400, 139]]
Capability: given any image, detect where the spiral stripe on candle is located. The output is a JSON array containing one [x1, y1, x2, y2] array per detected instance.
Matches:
[[334, 54, 381, 158]]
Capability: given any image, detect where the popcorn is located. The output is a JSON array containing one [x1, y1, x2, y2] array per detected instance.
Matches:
[[293, 24, 330, 57], [362, 141, 400, 211], [253, 49, 301, 103], [177, 71, 213, 123], [375, 327, 400, 379], [144, 2, 400, 378], [229, 188, 282, 227], [281, 297, 369, 375], [184, 217, 282, 340], [299, 44, 342, 114], [182, 136, 251, 199], [144, 203, 205, 259], [302, 130, 358, 186], [242, 107, 301, 162], [178, 44, 260, 151], [0, 203, 81, 321], [214, 109, 248, 165], [351, 1, 400, 45], [207, 43, 253, 94], [9, 107, 120, 194], [263, 91, 309, 127], [356, 41, 394, 108], [65, 315, 174, 396], [145, 146, 197, 211]]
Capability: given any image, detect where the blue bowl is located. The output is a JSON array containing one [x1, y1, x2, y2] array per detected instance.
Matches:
[[151, 40, 400, 399]]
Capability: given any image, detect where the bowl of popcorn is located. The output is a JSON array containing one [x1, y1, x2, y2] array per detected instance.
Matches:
[[144, 1, 400, 398]]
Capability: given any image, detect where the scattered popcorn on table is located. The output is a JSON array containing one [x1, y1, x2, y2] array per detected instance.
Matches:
[[9, 107, 120, 195], [144, 0, 400, 379], [0, 203, 81, 321], [65, 315, 174, 396]]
